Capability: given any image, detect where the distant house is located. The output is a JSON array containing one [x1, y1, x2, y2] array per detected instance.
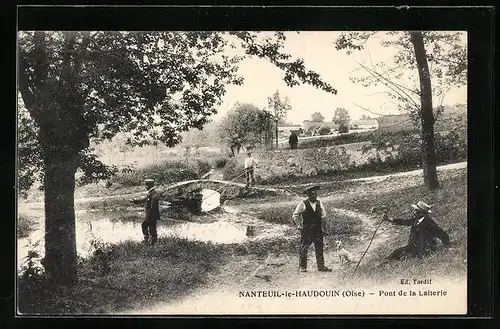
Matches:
[[350, 119, 379, 130], [302, 121, 339, 136], [277, 125, 302, 138], [376, 104, 467, 132]]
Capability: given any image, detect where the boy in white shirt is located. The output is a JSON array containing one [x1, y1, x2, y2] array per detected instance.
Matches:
[[244, 148, 258, 187]]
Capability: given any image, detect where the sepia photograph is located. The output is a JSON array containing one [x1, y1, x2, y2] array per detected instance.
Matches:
[[17, 28, 469, 315]]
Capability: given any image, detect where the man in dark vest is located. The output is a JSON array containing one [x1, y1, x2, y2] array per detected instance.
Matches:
[[131, 178, 160, 245], [383, 201, 452, 261], [230, 134, 241, 157], [292, 186, 332, 272], [289, 131, 298, 149]]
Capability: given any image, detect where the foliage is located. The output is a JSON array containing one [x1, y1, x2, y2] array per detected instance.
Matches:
[[20, 239, 45, 280], [84, 222, 117, 276], [362, 128, 467, 168], [333, 107, 350, 125], [267, 90, 292, 122], [338, 122, 350, 133], [179, 121, 220, 149], [318, 127, 332, 135], [311, 112, 325, 122], [213, 156, 229, 169], [18, 237, 228, 314], [232, 32, 338, 95], [17, 97, 43, 195], [334, 31, 467, 116], [18, 215, 38, 238], [112, 158, 212, 187], [342, 171, 467, 282], [218, 103, 274, 149], [18, 31, 337, 194], [334, 31, 466, 190], [17, 30, 338, 283], [17, 31, 245, 192]]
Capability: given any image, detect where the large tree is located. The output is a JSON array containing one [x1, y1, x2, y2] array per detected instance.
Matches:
[[311, 112, 325, 122], [18, 31, 337, 284], [267, 90, 292, 148], [218, 103, 273, 149], [335, 31, 467, 189], [333, 107, 351, 133]]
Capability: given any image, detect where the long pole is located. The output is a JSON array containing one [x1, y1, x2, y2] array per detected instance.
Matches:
[[275, 119, 279, 149], [352, 204, 392, 277]]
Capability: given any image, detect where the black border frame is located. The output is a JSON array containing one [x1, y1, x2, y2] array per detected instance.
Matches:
[[2, 4, 495, 327]]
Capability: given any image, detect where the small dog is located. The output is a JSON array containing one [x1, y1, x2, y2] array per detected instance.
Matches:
[[335, 240, 355, 265]]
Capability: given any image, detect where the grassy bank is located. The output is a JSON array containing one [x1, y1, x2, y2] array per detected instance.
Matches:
[[18, 237, 230, 314], [335, 170, 467, 282], [111, 158, 213, 187]]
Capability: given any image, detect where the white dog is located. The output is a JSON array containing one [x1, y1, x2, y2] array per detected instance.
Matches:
[[335, 240, 355, 265]]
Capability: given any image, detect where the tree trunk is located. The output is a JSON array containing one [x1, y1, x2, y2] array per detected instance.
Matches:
[[410, 31, 439, 190], [42, 149, 79, 285]]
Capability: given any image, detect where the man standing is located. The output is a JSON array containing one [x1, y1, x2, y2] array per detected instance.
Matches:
[[383, 201, 452, 261], [131, 178, 160, 245], [292, 186, 332, 272], [244, 147, 258, 187], [289, 131, 298, 149], [230, 134, 242, 157]]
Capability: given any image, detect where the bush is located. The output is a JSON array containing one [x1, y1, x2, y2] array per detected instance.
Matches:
[[338, 123, 349, 133], [211, 156, 230, 169], [318, 127, 331, 135], [297, 131, 372, 149], [111, 158, 212, 187], [363, 128, 467, 170], [18, 215, 38, 238], [18, 236, 229, 314]]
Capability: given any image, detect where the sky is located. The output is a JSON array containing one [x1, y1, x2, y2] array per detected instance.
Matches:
[[212, 31, 467, 124]]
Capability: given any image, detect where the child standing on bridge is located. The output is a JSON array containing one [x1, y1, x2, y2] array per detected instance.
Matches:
[[244, 147, 258, 188]]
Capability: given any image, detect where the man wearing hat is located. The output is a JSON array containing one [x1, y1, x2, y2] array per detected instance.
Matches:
[[383, 201, 451, 261], [244, 146, 258, 188], [292, 186, 332, 272], [131, 178, 160, 245]]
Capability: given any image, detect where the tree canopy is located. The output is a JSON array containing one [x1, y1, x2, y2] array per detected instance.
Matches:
[[218, 103, 273, 148], [311, 112, 325, 122], [335, 31, 467, 119], [18, 31, 338, 193]]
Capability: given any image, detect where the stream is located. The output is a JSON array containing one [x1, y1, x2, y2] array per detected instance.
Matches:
[[17, 188, 290, 272]]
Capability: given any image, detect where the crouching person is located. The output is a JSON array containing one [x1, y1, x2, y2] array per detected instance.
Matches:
[[383, 201, 452, 261], [131, 178, 160, 245]]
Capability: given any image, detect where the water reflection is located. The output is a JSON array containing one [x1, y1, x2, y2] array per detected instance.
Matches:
[[17, 207, 245, 271], [17, 189, 287, 273], [199, 188, 221, 212]]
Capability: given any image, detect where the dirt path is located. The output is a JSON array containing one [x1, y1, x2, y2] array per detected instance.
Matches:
[[122, 206, 396, 315], [122, 163, 468, 315], [19, 162, 467, 314], [20, 161, 467, 208]]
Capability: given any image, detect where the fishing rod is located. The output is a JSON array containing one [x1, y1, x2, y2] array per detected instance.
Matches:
[[352, 203, 393, 277], [198, 170, 248, 203]]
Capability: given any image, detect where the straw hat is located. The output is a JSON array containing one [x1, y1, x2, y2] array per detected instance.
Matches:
[[411, 201, 432, 213]]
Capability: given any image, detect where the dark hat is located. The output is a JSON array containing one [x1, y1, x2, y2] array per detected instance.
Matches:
[[303, 185, 320, 194]]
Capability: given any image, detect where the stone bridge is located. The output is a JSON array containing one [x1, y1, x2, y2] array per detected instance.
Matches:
[[158, 179, 294, 203]]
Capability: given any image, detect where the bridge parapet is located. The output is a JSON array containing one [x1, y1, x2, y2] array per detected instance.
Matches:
[[157, 179, 292, 203]]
